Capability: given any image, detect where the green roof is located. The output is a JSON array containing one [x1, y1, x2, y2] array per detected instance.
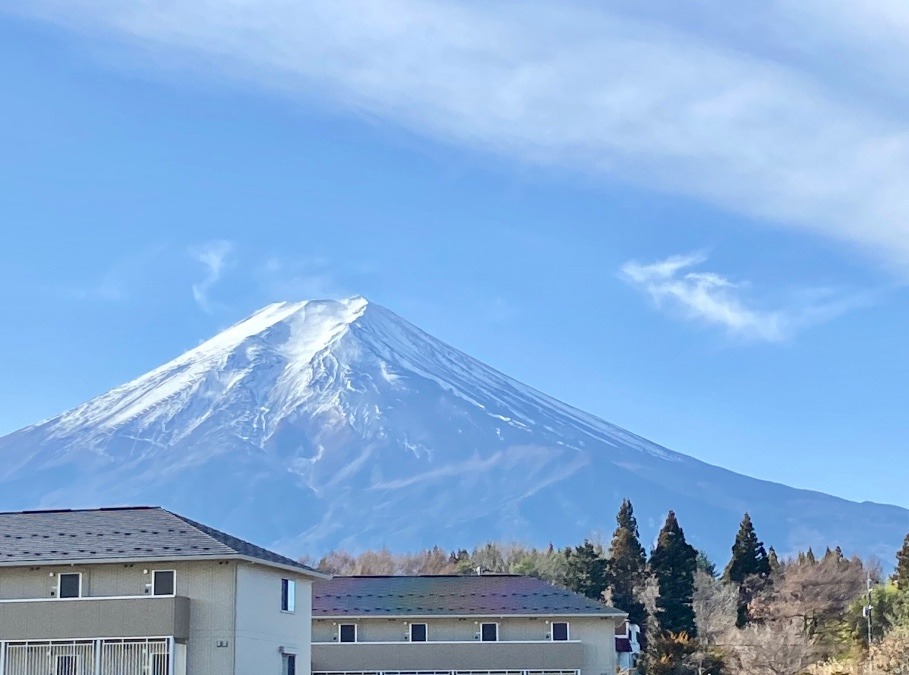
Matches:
[[314, 574, 625, 617]]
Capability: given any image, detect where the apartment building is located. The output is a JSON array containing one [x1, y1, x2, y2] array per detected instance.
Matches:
[[0, 507, 326, 675], [311, 575, 627, 675]]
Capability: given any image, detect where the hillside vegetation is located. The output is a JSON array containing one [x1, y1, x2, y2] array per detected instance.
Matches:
[[305, 502, 909, 674]]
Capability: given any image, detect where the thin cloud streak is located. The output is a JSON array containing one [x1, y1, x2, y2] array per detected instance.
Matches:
[[190, 240, 233, 312], [620, 254, 873, 342], [9, 0, 909, 269], [256, 255, 348, 302]]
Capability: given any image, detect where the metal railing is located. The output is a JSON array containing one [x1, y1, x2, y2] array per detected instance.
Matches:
[[0, 638, 172, 675], [313, 670, 580, 675]]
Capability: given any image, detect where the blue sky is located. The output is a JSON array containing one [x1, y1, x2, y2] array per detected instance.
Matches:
[[1, 2, 908, 508]]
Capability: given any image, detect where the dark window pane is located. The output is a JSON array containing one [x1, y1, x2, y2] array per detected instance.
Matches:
[[340, 624, 356, 642], [284, 654, 296, 675], [481, 623, 497, 641], [552, 622, 569, 641], [59, 574, 80, 599], [281, 579, 296, 612], [154, 571, 175, 596], [56, 656, 77, 675], [152, 654, 169, 675], [410, 623, 427, 642]]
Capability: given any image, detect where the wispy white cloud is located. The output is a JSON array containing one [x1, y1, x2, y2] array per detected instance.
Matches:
[[8, 0, 909, 266], [620, 254, 873, 342], [190, 240, 233, 312], [9, 1, 909, 270], [256, 255, 347, 301]]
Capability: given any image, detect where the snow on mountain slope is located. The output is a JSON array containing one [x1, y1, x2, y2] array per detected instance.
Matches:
[[0, 297, 905, 563]]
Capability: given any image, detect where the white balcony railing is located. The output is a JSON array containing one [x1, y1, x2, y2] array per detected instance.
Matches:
[[0, 637, 172, 675]]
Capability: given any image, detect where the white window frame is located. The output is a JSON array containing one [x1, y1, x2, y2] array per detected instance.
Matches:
[[57, 573, 82, 599], [338, 624, 357, 643], [409, 622, 428, 642], [550, 621, 570, 641], [480, 622, 498, 642], [281, 578, 297, 613], [282, 653, 297, 675], [152, 570, 176, 597]]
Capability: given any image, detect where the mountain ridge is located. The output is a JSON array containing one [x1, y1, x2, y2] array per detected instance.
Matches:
[[0, 297, 905, 563]]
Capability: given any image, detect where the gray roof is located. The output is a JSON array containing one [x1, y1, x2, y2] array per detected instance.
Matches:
[[0, 506, 322, 576], [313, 575, 625, 617]]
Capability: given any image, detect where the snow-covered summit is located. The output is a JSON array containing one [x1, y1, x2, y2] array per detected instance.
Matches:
[[0, 298, 906, 562], [48, 297, 369, 442]]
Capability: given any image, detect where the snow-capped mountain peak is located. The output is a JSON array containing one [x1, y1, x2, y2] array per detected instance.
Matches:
[[47, 298, 369, 443], [0, 298, 906, 563]]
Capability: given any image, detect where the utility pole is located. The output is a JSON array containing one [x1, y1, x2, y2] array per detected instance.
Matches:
[[864, 574, 873, 649]]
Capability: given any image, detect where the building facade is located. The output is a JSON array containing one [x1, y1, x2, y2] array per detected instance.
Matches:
[[311, 575, 627, 675], [0, 507, 324, 675]]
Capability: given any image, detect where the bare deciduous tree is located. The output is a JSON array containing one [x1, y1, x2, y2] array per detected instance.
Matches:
[[869, 625, 909, 674], [726, 621, 816, 675], [693, 569, 737, 647]]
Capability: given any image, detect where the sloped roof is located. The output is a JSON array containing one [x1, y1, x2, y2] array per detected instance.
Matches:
[[0, 506, 323, 576], [313, 575, 625, 617]]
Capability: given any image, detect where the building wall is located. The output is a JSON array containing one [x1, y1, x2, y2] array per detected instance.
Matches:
[[312, 615, 619, 675], [0, 560, 237, 674], [570, 618, 618, 675], [234, 563, 313, 675]]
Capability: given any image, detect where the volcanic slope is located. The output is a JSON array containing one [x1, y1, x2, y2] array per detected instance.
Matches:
[[0, 297, 905, 561]]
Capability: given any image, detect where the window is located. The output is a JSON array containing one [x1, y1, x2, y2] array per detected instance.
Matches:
[[551, 622, 569, 641], [480, 623, 498, 642], [281, 579, 296, 612], [151, 653, 169, 675], [282, 654, 297, 675], [56, 655, 78, 675], [58, 573, 81, 599], [409, 623, 427, 642], [153, 570, 175, 596], [339, 624, 357, 643]]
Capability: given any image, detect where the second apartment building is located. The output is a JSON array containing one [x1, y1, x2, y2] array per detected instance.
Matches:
[[311, 575, 627, 675]]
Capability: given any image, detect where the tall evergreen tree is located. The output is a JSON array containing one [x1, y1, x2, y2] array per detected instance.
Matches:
[[650, 511, 698, 637], [606, 499, 647, 631], [564, 540, 608, 600], [724, 513, 771, 582], [894, 533, 909, 591], [696, 550, 718, 578], [723, 512, 771, 627]]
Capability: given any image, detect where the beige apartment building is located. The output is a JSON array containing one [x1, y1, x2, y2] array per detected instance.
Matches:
[[0, 509, 631, 675], [0, 507, 325, 675], [311, 575, 628, 675]]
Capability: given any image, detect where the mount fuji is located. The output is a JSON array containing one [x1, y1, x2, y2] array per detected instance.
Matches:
[[0, 297, 905, 563]]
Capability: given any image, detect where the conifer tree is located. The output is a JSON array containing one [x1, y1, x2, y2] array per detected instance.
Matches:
[[606, 499, 647, 631], [894, 533, 909, 591], [768, 547, 781, 573], [723, 513, 771, 627], [696, 550, 718, 578], [724, 513, 771, 583], [564, 540, 608, 600], [650, 511, 698, 637]]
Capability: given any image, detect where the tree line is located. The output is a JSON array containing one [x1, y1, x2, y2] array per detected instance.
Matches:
[[306, 502, 909, 674]]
